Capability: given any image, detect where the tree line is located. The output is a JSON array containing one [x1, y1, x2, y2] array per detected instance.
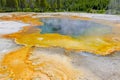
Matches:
[[0, 0, 109, 13]]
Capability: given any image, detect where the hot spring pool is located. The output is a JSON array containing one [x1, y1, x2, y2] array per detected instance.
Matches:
[[39, 18, 113, 37]]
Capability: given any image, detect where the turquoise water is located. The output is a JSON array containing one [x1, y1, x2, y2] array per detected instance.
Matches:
[[39, 18, 113, 37]]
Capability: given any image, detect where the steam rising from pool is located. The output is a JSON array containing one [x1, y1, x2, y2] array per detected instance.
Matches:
[[107, 0, 120, 14], [39, 18, 112, 37]]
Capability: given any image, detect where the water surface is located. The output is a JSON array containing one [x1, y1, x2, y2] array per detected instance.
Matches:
[[39, 18, 113, 37]]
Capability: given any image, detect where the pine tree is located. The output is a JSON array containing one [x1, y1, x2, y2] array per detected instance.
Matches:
[[0, 0, 6, 8], [57, 0, 61, 10], [40, 0, 48, 11], [6, 0, 16, 8], [35, 0, 41, 8]]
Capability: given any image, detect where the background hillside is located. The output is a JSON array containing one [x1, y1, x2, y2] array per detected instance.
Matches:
[[0, 0, 110, 13]]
